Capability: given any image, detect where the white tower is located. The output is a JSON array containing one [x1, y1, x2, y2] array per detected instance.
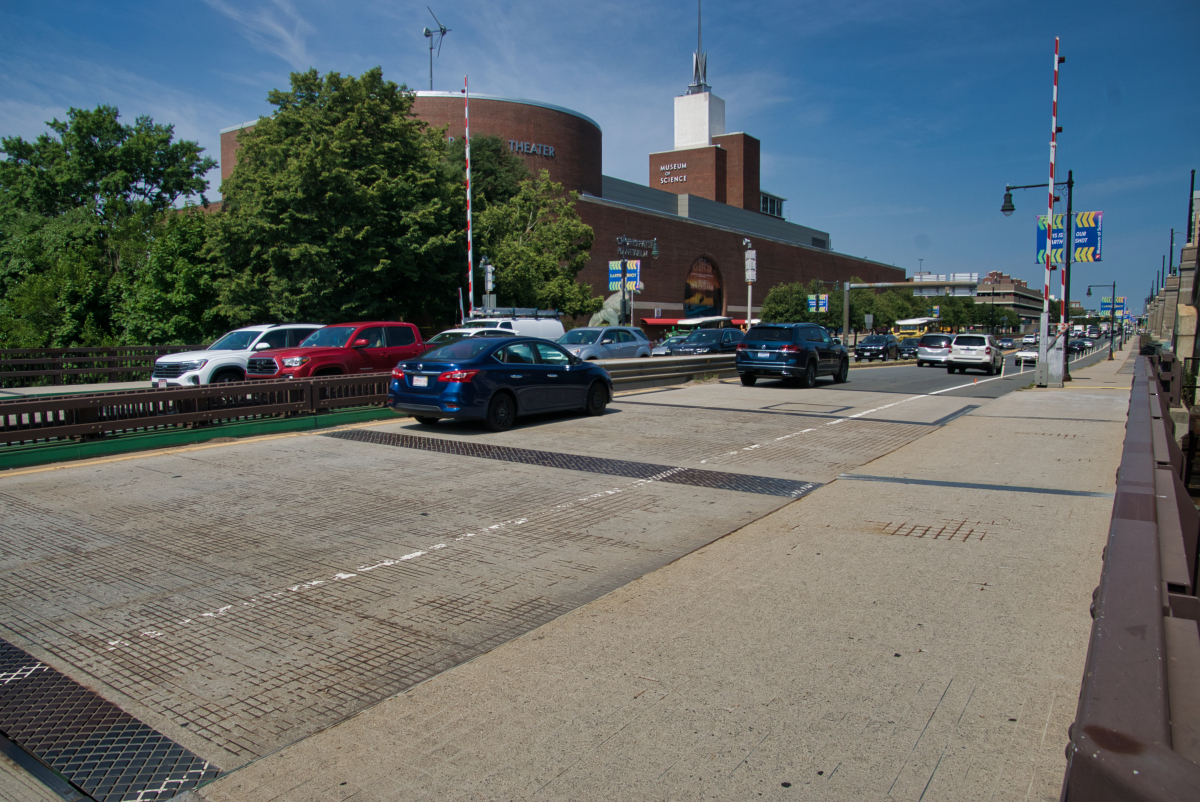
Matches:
[[674, 0, 724, 149]]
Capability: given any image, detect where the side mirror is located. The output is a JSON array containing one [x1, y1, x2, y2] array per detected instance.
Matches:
[[352, 338, 370, 348], [254, 341, 273, 350], [601, 338, 614, 345]]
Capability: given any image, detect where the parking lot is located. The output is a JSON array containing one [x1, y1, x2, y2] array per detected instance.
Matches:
[[0, 367, 1012, 780]]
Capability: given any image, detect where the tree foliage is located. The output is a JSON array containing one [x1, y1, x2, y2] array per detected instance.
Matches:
[[0, 106, 215, 346], [211, 67, 460, 325], [476, 169, 601, 317]]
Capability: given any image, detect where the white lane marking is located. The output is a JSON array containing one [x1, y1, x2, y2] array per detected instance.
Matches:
[[97, 471, 689, 653]]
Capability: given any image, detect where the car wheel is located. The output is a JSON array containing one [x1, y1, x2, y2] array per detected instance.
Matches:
[[485, 392, 516, 432], [584, 382, 608, 416], [833, 359, 849, 383], [212, 370, 242, 384], [986, 364, 995, 376], [800, 361, 817, 389], [414, 416, 439, 425], [947, 365, 955, 374], [740, 373, 757, 386]]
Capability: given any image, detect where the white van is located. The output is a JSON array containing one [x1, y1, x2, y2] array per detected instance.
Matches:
[[460, 316, 565, 340]]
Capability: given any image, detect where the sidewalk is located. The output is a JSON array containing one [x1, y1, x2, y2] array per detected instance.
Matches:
[[189, 346, 1135, 802]]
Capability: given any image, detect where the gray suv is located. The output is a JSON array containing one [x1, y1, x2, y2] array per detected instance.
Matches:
[[557, 327, 651, 360]]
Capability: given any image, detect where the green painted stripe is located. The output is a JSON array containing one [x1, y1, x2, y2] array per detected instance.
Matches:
[[0, 406, 399, 471]]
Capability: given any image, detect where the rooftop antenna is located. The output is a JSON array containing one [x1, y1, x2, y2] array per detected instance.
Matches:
[[422, 7, 450, 91], [687, 0, 709, 94]]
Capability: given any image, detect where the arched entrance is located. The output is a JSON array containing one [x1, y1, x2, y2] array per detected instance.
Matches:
[[684, 257, 723, 317]]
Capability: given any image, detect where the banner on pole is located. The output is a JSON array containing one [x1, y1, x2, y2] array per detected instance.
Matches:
[[607, 260, 642, 292], [807, 294, 829, 312], [1036, 211, 1104, 264], [1100, 296, 1125, 314]]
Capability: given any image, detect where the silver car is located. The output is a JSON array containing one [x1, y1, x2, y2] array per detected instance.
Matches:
[[652, 335, 688, 356], [557, 326, 652, 360]]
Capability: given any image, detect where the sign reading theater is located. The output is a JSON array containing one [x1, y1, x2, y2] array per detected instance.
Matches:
[[659, 162, 687, 185], [509, 141, 555, 157]]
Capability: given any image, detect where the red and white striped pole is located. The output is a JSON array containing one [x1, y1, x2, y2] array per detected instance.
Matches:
[[464, 75, 474, 315], [1038, 37, 1060, 382]]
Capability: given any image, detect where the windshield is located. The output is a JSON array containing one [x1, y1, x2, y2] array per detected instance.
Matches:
[[559, 329, 600, 344], [208, 330, 260, 351], [299, 326, 356, 348], [686, 330, 721, 343], [745, 327, 792, 342], [862, 335, 886, 344], [425, 331, 471, 347], [422, 339, 494, 361], [901, 338, 920, 346]]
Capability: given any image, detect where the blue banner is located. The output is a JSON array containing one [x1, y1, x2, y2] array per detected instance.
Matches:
[[1036, 211, 1103, 264], [607, 260, 641, 292]]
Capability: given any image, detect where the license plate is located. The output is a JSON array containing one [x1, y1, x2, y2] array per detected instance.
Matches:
[[413, 375, 428, 387], [758, 352, 770, 358]]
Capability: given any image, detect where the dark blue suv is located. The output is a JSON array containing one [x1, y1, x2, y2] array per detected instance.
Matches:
[[735, 323, 850, 387]]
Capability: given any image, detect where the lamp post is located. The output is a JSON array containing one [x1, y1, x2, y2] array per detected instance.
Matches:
[[1087, 283, 1117, 360], [615, 236, 659, 327], [1002, 170, 1075, 381]]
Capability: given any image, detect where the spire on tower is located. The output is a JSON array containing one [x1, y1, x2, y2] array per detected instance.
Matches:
[[687, 0, 709, 95]]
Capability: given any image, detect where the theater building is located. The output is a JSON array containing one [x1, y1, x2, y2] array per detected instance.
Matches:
[[219, 65, 905, 331]]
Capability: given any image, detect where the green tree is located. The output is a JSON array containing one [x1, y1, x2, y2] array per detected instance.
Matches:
[[113, 209, 227, 345], [759, 281, 813, 323], [441, 134, 530, 215], [476, 169, 600, 317], [211, 67, 459, 325], [0, 105, 216, 346]]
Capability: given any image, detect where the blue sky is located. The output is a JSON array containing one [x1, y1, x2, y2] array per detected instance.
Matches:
[[3, 0, 1197, 312]]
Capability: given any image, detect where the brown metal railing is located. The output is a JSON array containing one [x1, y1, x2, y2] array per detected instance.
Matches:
[[0, 373, 390, 446], [0, 346, 205, 387], [1061, 355, 1200, 799]]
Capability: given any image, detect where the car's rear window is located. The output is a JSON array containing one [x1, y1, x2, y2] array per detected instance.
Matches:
[[901, 338, 920, 346], [745, 326, 794, 342], [920, 335, 952, 346], [954, 336, 987, 346], [422, 339, 494, 361]]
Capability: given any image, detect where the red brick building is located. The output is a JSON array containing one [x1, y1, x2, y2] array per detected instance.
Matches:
[[218, 87, 905, 331]]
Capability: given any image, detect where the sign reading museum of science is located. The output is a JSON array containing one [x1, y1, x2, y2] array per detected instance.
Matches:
[[1036, 211, 1104, 264], [659, 162, 688, 185]]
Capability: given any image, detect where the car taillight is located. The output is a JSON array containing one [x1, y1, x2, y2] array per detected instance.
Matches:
[[438, 369, 479, 383], [985, 347, 991, 355], [392, 368, 405, 380], [779, 344, 800, 352], [735, 342, 748, 350]]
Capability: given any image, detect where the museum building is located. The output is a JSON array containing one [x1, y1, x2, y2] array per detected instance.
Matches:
[[219, 64, 905, 330]]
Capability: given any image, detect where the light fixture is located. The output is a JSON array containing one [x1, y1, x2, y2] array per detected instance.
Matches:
[[1087, 287, 1092, 297], [1001, 191, 1015, 216]]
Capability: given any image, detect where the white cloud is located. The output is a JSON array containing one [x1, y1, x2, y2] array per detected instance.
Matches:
[[202, 0, 315, 71]]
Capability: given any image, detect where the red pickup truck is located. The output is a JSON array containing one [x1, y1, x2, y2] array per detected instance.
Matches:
[[245, 321, 425, 379]]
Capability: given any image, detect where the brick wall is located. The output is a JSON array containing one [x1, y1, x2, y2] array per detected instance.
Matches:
[[413, 95, 602, 197], [576, 198, 905, 325], [711, 133, 760, 212], [648, 146, 726, 203]]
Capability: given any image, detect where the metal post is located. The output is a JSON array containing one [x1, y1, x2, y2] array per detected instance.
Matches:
[[1109, 282, 1116, 360], [1063, 170, 1074, 380], [1170, 229, 1176, 275], [1189, 170, 1196, 245], [842, 282, 850, 346], [1036, 37, 1062, 388], [620, 259, 628, 326]]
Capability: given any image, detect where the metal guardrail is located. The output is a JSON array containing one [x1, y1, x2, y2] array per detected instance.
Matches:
[[0, 373, 391, 446], [600, 354, 736, 387], [0, 356, 735, 447], [0, 346, 204, 387], [1061, 355, 1200, 800]]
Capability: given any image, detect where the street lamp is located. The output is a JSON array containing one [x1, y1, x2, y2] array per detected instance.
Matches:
[[615, 235, 659, 326], [1087, 283, 1117, 360], [1001, 171, 1076, 381]]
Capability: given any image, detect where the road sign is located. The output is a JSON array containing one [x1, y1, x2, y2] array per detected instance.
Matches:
[[607, 260, 642, 292], [744, 250, 757, 283], [1036, 211, 1103, 264], [807, 294, 829, 312], [932, 306, 941, 318], [864, 313, 874, 329]]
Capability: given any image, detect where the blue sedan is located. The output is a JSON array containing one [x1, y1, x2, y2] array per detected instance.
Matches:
[[388, 337, 613, 431]]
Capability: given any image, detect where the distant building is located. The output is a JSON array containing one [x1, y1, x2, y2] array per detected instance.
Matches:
[[975, 271, 1044, 328]]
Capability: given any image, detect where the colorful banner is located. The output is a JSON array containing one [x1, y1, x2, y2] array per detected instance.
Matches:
[[1100, 296, 1125, 314], [607, 260, 642, 292], [1036, 211, 1104, 264], [807, 294, 829, 312]]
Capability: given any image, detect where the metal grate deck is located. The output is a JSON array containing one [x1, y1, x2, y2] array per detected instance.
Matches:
[[324, 429, 819, 499], [0, 639, 218, 801]]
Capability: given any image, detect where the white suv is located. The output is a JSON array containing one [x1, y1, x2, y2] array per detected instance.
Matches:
[[151, 324, 323, 386], [947, 333, 1004, 375]]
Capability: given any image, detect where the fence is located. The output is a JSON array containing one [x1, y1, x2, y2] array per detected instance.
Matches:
[[1060, 354, 1200, 799], [0, 346, 204, 388], [0, 373, 391, 446]]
